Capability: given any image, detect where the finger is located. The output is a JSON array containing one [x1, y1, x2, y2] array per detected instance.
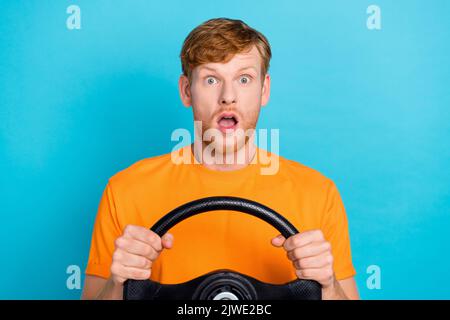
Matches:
[[110, 263, 127, 284], [114, 250, 152, 269], [161, 233, 174, 249], [115, 237, 159, 261], [293, 252, 333, 270], [121, 265, 152, 281], [271, 234, 286, 247], [110, 262, 151, 281], [284, 230, 325, 251], [295, 268, 321, 280], [295, 267, 334, 284], [123, 225, 163, 252], [287, 241, 331, 261]]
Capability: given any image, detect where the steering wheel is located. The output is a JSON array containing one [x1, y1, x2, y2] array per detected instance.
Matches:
[[123, 196, 322, 300]]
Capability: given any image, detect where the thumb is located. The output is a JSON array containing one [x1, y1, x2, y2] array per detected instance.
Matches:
[[161, 233, 174, 249], [271, 234, 286, 247]]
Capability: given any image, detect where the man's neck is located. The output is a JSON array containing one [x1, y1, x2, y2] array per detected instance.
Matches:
[[191, 140, 257, 172]]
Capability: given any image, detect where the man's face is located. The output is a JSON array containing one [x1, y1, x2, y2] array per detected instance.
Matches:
[[179, 45, 271, 155]]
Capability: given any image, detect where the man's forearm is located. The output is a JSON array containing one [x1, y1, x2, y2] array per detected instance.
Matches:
[[95, 278, 124, 300], [322, 278, 348, 300]]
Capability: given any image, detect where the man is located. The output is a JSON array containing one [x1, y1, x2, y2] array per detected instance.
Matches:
[[81, 18, 359, 300]]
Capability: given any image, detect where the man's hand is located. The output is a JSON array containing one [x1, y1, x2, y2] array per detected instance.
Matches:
[[82, 225, 173, 300], [271, 230, 348, 299], [110, 225, 174, 286]]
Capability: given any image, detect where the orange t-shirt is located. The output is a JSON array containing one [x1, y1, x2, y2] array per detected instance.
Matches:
[[85, 145, 356, 284]]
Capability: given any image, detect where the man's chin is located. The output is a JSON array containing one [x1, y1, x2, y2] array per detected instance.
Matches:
[[213, 137, 252, 154]]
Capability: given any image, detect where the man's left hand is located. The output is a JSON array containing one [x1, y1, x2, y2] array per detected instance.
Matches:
[[271, 230, 335, 289]]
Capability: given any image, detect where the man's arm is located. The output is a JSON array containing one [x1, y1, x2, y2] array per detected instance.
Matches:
[[81, 275, 123, 300], [337, 277, 359, 300], [322, 276, 359, 300]]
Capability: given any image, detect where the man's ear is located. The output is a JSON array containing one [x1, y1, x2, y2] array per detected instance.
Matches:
[[261, 73, 271, 107], [178, 74, 192, 107]]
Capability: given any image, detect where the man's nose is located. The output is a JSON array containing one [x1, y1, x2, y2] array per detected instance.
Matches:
[[219, 81, 237, 105]]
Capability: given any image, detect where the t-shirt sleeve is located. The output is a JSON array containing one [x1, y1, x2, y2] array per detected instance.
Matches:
[[85, 181, 122, 279], [321, 179, 356, 280]]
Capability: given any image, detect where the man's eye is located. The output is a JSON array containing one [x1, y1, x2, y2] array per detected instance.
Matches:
[[206, 77, 218, 85], [239, 76, 251, 84]]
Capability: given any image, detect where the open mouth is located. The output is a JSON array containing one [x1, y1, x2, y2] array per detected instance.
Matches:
[[217, 113, 239, 132]]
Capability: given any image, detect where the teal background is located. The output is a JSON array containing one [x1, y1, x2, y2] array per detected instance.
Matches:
[[1, 0, 449, 299]]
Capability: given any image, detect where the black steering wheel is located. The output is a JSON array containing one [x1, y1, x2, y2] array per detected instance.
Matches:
[[123, 196, 322, 300]]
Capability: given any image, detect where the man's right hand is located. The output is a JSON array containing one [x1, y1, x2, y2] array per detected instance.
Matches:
[[110, 224, 174, 286]]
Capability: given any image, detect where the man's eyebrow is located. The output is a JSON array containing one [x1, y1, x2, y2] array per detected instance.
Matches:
[[197, 65, 258, 74], [198, 66, 218, 73], [236, 66, 258, 73]]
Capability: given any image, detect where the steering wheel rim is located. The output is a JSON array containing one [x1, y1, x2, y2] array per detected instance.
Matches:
[[150, 196, 299, 238], [123, 196, 322, 300]]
